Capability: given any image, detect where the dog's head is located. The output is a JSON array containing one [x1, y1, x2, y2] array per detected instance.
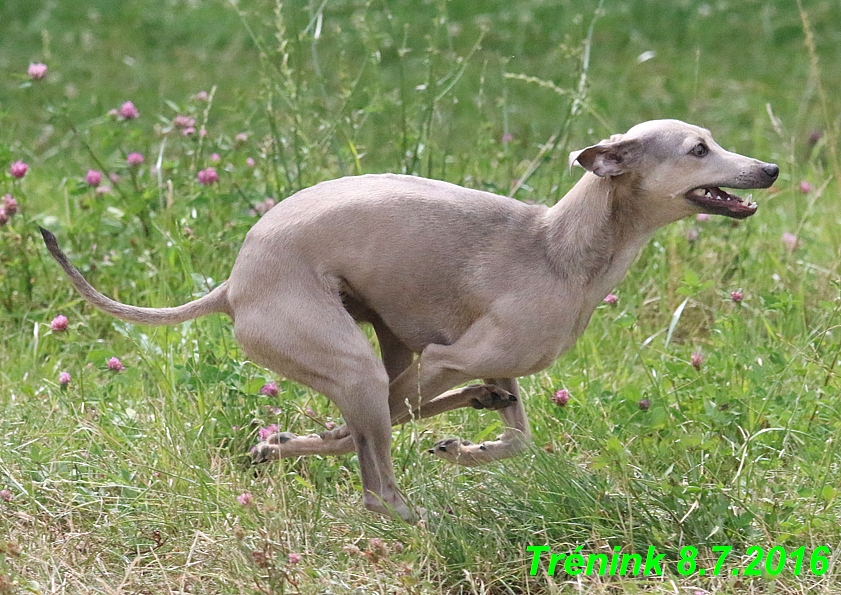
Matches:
[[569, 119, 779, 221]]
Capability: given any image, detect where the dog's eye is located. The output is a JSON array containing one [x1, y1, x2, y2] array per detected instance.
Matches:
[[690, 143, 709, 157]]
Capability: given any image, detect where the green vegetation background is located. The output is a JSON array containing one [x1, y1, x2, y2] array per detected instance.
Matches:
[[1, 0, 841, 593]]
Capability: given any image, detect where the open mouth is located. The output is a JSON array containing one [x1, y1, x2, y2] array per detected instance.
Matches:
[[684, 187, 757, 219]]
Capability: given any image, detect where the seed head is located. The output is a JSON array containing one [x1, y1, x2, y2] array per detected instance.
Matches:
[[107, 357, 125, 372], [51, 315, 69, 332], [85, 170, 102, 187], [28, 62, 48, 80], [552, 388, 570, 406], [781, 232, 798, 253], [3, 195, 19, 215], [119, 101, 139, 120], [197, 167, 218, 185], [126, 152, 145, 166], [10, 161, 28, 179], [691, 352, 704, 371], [258, 424, 279, 442], [259, 382, 278, 397], [173, 115, 196, 129]]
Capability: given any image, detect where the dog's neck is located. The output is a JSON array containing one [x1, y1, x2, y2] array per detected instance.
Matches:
[[543, 173, 654, 290]]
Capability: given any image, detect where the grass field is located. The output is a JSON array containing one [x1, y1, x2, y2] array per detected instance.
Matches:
[[2, 0, 841, 592]]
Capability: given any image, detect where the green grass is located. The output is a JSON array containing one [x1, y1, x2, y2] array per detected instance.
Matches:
[[2, 0, 841, 592]]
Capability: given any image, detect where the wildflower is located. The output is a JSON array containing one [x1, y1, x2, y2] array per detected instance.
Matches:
[[638, 398, 651, 411], [730, 290, 743, 303], [808, 130, 822, 145], [251, 550, 271, 568], [685, 228, 699, 242], [10, 161, 28, 179], [173, 115, 196, 129], [28, 62, 48, 80], [800, 181, 812, 194], [0, 210, 7, 226], [501, 132, 514, 143], [107, 108, 120, 119], [4, 195, 19, 215], [259, 382, 278, 397], [193, 90, 209, 102], [58, 372, 71, 386], [325, 421, 335, 430], [235, 132, 248, 144], [781, 232, 798, 252], [245, 157, 256, 168], [182, 126, 196, 137], [258, 424, 279, 442], [305, 408, 316, 417], [197, 167, 218, 185], [96, 185, 112, 195], [250, 197, 276, 217], [199, 128, 208, 138], [107, 357, 125, 372], [119, 101, 139, 120], [85, 169, 102, 187], [691, 352, 704, 371], [603, 293, 618, 305], [50, 315, 69, 332], [109, 173, 121, 185], [126, 152, 144, 166], [237, 492, 254, 506], [210, 153, 221, 162], [695, 213, 710, 222], [288, 553, 302, 564], [0, 489, 11, 502], [343, 544, 363, 556], [365, 538, 389, 562], [552, 388, 570, 407]]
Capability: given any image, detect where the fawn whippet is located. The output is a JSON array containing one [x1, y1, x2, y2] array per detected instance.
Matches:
[[41, 119, 779, 521]]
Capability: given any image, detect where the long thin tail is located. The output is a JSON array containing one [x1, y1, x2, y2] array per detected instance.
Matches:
[[39, 226, 232, 325]]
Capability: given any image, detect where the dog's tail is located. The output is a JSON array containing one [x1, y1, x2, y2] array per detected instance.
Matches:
[[39, 226, 232, 325]]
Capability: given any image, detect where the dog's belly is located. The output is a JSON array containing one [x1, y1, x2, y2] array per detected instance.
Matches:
[[340, 281, 475, 352]]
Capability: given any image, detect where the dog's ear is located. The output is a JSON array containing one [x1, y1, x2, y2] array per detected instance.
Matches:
[[569, 136, 640, 177]]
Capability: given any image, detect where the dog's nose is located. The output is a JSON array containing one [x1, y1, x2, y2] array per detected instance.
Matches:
[[762, 163, 779, 181]]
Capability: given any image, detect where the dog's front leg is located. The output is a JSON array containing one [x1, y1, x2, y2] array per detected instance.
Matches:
[[429, 377, 532, 466]]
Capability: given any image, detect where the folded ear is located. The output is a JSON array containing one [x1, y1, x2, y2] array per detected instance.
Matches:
[[569, 137, 640, 177]]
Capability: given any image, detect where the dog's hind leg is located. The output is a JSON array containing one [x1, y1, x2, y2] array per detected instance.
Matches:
[[238, 292, 413, 521]]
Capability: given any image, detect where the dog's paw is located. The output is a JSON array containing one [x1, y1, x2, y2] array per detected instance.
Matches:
[[251, 431, 297, 463], [428, 437, 488, 467], [468, 385, 518, 410]]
